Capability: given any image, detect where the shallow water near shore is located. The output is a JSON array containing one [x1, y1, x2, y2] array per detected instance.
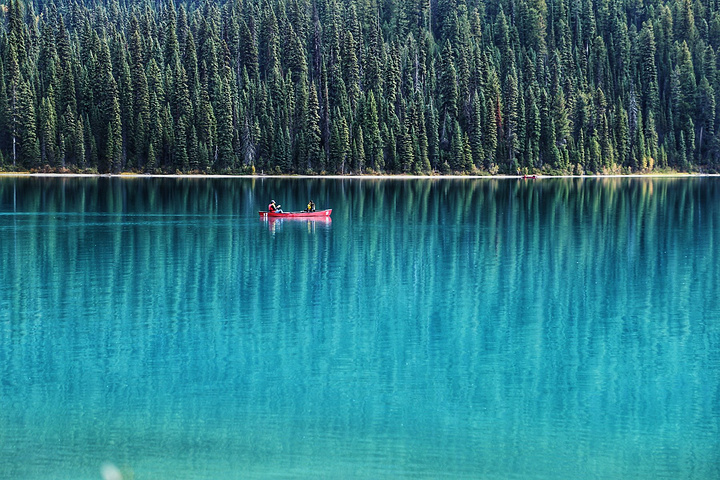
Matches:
[[1, 176, 719, 479]]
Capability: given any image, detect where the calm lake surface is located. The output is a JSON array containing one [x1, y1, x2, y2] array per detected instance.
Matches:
[[1, 176, 718, 479]]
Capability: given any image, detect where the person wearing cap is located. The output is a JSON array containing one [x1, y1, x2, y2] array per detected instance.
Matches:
[[306, 200, 315, 212], [269, 200, 283, 213]]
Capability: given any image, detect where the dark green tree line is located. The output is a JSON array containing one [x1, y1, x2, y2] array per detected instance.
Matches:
[[2, 0, 720, 174]]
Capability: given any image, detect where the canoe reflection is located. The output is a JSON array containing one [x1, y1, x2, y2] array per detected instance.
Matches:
[[262, 215, 332, 234]]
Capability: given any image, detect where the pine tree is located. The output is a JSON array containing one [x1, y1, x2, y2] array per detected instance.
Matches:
[[353, 126, 366, 173], [450, 119, 464, 171], [406, 0, 430, 43], [616, 104, 630, 167], [342, 31, 361, 110], [115, 44, 133, 170], [59, 106, 75, 168], [6, 0, 28, 70], [306, 82, 323, 172], [6, 43, 22, 166], [274, 124, 291, 172], [385, 123, 399, 171], [696, 76, 716, 160], [17, 79, 40, 168], [539, 87, 561, 170], [676, 0, 698, 45], [83, 112, 97, 169], [525, 87, 540, 170], [240, 115, 257, 169], [384, 44, 401, 114], [439, 41, 458, 123], [503, 67, 520, 172], [463, 132, 472, 173], [74, 111, 86, 168], [329, 110, 349, 173], [146, 91, 161, 172], [399, 112, 415, 173], [164, 0, 180, 67], [293, 73, 310, 169], [588, 131, 601, 173], [130, 28, 149, 167], [0, 62, 7, 159], [260, 2, 281, 81], [426, 99, 440, 171], [675, 42, 697, 160], [637, 21, 660, 121], [415, 96, 430, 173], [38, 21, 59, 101], [175, 115, 189, 172], [216, 78, 235, 171], [239, 19, 259, 83], [198, 82, 217, 169], [172, 62, 193, 124], [494, 7, 512, 69], [436, 0, 459, 42], [363, 91, 382, 172], [483, 66, 500, 168], [287, 23, 309, 86], [364, 12, 384, 99], [93, 39, 122, 173], [188, 124, 200, 171], [645, 111, 659, 167], [39, 95, 58, 167], [184, 30, 200, 99], [56, 15, 76, 116]]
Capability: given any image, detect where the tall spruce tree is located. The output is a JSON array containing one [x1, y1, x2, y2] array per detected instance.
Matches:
[[306, 81, 324, 172], [17, 79, 40, 168]]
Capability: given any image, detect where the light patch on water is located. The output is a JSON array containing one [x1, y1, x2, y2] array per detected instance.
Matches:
[[101, 463, 123, 480]]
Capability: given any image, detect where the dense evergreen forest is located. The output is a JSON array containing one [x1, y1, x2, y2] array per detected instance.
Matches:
[[1, 0, 720, 174]]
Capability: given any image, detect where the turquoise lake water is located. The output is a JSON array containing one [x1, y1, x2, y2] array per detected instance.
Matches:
[[0, 176, 718, 479]]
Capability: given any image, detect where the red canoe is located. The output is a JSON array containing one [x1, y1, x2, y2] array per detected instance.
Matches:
[[259, 209, 332, 218]]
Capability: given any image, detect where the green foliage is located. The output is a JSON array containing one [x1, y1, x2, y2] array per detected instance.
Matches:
[[2, 0, 720, 173], [17, 79, 39, 167]]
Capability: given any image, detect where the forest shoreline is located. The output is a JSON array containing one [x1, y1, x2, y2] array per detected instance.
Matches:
[[5, 0, 720, 177], [1, 172, 718, 179]]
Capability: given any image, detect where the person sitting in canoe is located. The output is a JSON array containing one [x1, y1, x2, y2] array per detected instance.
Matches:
[[306, 200, 315, 212], [268, 200, 283, 213]]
